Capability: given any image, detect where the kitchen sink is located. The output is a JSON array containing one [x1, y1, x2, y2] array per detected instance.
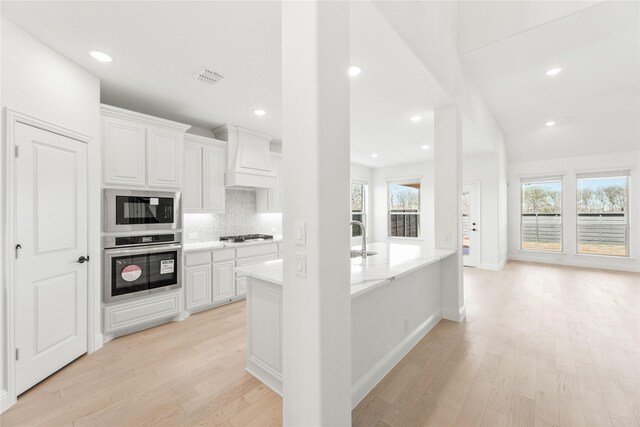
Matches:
[[350, 250, 378, 258]]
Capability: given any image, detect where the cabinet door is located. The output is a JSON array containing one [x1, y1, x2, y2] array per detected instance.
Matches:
[[269, 155, 282, 212], [213, 261, 235, 301], [147, 127, 182, 189], [203, 144, 226, 213], [103, 117, 146, 187], [185, 265, 212, 311], [183, 142, 203, 212]]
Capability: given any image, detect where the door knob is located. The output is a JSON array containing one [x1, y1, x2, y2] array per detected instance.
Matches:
[[77, 255, 90, 264], [472, 228, 477, 231]]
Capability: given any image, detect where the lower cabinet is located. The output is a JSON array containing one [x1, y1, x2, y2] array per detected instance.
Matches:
[[185, 264, 212, 311], [183, 244, 281, 314], [104, 290, 181, 336], [213, 260, 235, 302]]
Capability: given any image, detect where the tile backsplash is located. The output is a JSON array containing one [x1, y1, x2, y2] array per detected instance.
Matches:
[[184, 189, 282, 243]]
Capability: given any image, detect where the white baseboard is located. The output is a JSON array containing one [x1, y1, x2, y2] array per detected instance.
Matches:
[[0, 390, 11, 413], [351, 312, 441, 409], [479, 263, 501, 271], [441, 305, 466, 322], [508, 253, 640, 273], [92, 333, 104, 353], [246, 357, 282, 396]]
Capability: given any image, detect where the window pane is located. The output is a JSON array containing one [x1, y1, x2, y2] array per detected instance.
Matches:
[[389, 183, 420, 211], [389, 214, 420, 238], [387, 181, 421, 238], [577, 176, 628, 257], [521, 180, 562, 251], [351, 184, 363, 212]]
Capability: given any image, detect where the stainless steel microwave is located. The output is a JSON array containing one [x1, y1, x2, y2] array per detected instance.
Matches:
[[104, 189, 181, 233]]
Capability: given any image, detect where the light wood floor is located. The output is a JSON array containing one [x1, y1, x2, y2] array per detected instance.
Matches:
[[353, 262, 640, 427], [2, 261, 638, 427]]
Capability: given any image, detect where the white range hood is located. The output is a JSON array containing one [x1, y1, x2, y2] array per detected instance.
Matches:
[[213, 124, 276, 189]]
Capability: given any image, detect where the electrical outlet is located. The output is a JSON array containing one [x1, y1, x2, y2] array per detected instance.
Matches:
[[444, 233, 451, 244]]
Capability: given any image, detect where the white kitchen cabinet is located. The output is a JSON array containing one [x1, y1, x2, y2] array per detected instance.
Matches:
[[104, 290, 181, 336], [102, 117, 147, 187], [147, 127, 182, 189], [236, 253, 279, 296], [213, 260, 235, 302], [183, 141, 203, 211], [185, 264, 212, 311], [183, 134, 226, 214], [101, 104, 190, 190], [256, 153, 282, 213]]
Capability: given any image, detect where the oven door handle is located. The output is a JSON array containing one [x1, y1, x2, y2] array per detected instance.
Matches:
[[104, 243, 182, 256]]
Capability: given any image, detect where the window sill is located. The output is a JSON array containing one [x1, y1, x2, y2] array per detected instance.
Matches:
[[519, 248, 565, 254], [575, 252, 631, 259], [387, 237, 423, 241]]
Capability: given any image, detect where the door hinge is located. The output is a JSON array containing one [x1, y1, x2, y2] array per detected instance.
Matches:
[[14, 145, 19, 157], [15, 348, 19, 361]]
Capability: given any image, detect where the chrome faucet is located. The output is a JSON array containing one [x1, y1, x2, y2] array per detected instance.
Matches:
[[350, 220, 367, 258]]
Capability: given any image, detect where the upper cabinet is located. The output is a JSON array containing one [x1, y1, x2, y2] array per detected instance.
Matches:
[[183, 134, 227, 214], [256, 153, 282, 213], [101, 105, 190, 190]]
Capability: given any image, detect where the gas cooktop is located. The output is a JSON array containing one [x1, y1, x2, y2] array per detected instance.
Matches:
[[219, 234, 274, 243]]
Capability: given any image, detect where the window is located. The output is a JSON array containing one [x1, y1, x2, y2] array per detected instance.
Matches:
[[576, 171, 629, 257], [351, 180, 368, 237], [388, 179, 421, 238], [521, 177, 562, 251]]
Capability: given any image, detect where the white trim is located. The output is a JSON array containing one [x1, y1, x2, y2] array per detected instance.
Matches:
[[574, 165, 635, 177], [350, 312, 441, 409], [246, 357, 283, 396], [100, 104, 191, 133], [0, 390, 9, 413], [441, 305, 466, 322], [3, 109, 97, 412], [508, 253, 640, 273]]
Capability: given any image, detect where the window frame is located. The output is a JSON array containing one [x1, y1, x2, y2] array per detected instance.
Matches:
[[575, 171, 630, 258], [387, 177, 422, 239], [351, 178, 369, 239], [519, 176, 564, 253]]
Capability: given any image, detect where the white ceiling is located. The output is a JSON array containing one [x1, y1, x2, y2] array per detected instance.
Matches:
[[1, 1, 475, 169], [459, 1, 640, 163]]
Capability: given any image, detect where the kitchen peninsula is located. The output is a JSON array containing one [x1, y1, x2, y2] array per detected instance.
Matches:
[[236, 242, 455, 408]]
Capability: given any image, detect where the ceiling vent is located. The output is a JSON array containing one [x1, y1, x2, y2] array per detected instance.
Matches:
[[196, 68, 224, 85]]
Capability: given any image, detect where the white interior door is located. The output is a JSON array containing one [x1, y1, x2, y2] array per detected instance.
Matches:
[[15, 123, 89, 395], [462, 183, 480, 267]]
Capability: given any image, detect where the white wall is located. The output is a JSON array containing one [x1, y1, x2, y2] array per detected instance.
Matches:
[[370, 161, 435, 245], [1, 17, 101, 410], [508, 150, 640, 272]]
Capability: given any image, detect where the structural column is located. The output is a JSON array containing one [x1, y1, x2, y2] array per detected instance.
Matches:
[[281, 2, 352, 426], [434, 105, 465, 321]]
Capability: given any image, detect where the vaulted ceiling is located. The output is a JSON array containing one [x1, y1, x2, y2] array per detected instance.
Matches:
[[459, 1, 639, 163]]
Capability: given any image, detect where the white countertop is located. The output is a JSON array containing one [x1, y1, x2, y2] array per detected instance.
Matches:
[[235, 242, 455, 298], [183, 235, 282, 252]]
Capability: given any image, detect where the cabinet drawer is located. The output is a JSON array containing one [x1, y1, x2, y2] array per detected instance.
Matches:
[[212, 248, 235, 263], [185, 250, 212, 267], [104, 291, 180, 334], [236, 243, 278, 259]]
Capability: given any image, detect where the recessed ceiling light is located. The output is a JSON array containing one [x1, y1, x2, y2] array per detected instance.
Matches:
[[545, 67, 563, 76], [545, 121, 556, 127], [89, 50, 112, 63], [371, 153, 379, 158], [348, 66, 362, 77], [254, 109, 266, 117], [421, 145, 430, 150], [410, 116, 422, 122]]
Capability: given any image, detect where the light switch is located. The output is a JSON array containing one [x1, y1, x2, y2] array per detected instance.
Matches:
[[295, 221, 306, 246], [295, 252, 306, 277]]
